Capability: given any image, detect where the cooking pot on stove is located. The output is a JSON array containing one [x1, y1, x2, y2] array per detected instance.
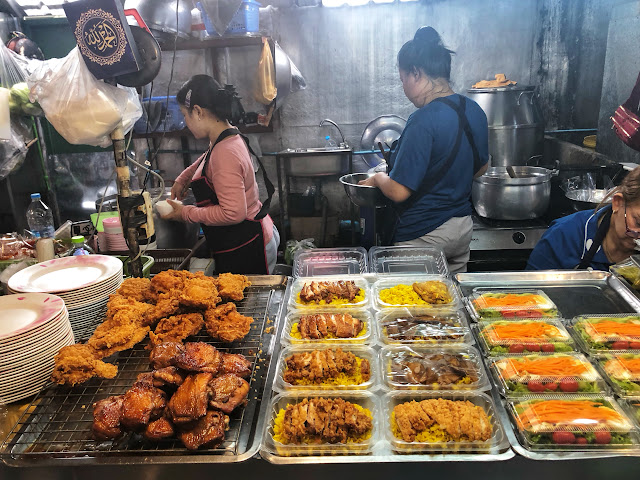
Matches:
[[472, 166, 557, 220]]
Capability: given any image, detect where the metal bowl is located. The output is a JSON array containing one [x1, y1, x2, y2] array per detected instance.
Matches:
[[360, 115, 406, 168], [340, 173, 390, 208], [565, 188, 612, 211]]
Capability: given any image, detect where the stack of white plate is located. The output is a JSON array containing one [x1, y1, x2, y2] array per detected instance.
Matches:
[[0, 293, 75, 404], [8, 255, 123, 341]]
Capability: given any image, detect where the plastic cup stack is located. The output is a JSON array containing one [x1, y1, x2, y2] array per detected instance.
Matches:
[[102, 217, 128, 251]]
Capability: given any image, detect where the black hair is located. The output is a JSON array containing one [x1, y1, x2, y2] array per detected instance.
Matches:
[[397, 26, 454, 81], [176, 74, 245, 124]]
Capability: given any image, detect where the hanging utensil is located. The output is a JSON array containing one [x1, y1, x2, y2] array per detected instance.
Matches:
[[506, 165, 518, 179]]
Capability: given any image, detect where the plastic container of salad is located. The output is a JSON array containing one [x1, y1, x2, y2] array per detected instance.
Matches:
[[288, 275, 370, 310], [281, 308, 374, 345], [262, 391, 379, 457], [507, 395, 639, 450], [372, 275, 461, 310], [570, 314, 640, 354], [597, 353, 640, 398], [384, 391, 509, 454], [293, 247, 368, 278], [488, 353, 608, 397], [273, 344, 377, 392], [376, 308, 472, 346], [467, 288, 558, 321], [475, 319, 575, 356], [368, 246, 449, 276], [380, 345, 490, 391], [610, 256, 640, 290], [621, 399, 640, 429]]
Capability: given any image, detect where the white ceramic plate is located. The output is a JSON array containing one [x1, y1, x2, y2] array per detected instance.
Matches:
[[0, 293, 66, 340]]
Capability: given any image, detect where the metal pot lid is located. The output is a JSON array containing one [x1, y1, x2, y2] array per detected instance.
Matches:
[[360, 115, 406, 167], [474, 166, 551, 185], [467, 85, 536, 93]]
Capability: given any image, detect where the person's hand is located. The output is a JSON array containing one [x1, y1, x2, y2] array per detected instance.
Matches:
[[171, 181, 188, 201], [161, 199, 185, 221], [358, 173, 380, 187]]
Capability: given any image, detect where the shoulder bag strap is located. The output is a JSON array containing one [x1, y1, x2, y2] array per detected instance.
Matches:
[[435, 96, 482, 173], [576, 209, 612, 269]]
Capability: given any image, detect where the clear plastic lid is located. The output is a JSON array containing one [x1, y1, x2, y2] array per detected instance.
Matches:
[[281, 309, 374, 345], [468, 288, 558, 320], [598, 353, 640, 397], [376, 308, 472, 346], [384, 391, 509, 454], [372, 275, 460, 310], [288, 275, 369, 310], [263, 392, 378, 456], [368, 246, 449, 276], [380, 345, 490, 391], [274, 345, 377, 392], [489, 353, 606, 397], [475, 319, 575, 356], [610, 257, 640, 290], [507, 396, 638, 450], [293, 247, 368, 278], [571, 314, 640, 353], [621, 399, 640, 429]]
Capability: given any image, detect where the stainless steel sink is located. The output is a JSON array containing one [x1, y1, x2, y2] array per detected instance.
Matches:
[[278, 147, 351, 176]]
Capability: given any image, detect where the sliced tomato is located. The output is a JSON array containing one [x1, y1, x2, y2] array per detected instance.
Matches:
[[524, 343, 541, 352], [527, 380, 546, 393], [552, 431, 576, 444], [544, 382, 558, 391], [629, 342, 640, 349], [594, 431, 612, 444], [575, 436, 588, 445], [612, 341, 630, 350], [559, 378, 579, 392], [508, 343, 525, 354], [502, 311, 517, 318], [540, 343, 556, 353]]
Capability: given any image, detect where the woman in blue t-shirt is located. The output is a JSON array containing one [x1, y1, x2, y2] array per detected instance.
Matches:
[[359, 26, 489, 273], [527, 166, 640, 270]]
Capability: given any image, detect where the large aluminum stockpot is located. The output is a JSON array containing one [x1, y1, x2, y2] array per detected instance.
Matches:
[[467, 85, 544, 167], [472, 166, 555, 220]]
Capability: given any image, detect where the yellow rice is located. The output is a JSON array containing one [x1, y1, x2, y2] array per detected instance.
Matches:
[[296, 291, 365, 306], [379, 285, 429, 305], [286, 357, 369, 386], [390, 411, 489, 443], [290, 321, 367, 340], [272, 403, 373, 445]]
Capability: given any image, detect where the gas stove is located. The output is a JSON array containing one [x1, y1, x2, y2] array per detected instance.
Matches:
[[470, 214, 549, 251]]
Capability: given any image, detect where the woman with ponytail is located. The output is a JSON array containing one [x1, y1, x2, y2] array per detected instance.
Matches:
[[360, 26, 489, 273]]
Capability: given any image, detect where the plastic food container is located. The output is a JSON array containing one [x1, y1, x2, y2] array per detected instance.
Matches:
[[372, 275, 460, 310], [281, 309, 374, 345], [368, 246, 449, 276], [384, 391, 509, 454], [376, 308, 472, 346], [488, 353, 607, 397], [288, 275, 369, 310], [263, 392, 378, 456], [273, 345, 377, 392], [597, 353, 640, 397], [610, 256, 640, 290], [380, 345, 490, 391], [293, 247, 368, 278], [475, 319, 575, 356], [507, 395, 638, 450], [622, 399, 640, 429], [570, 314, 640, 354], [467, 288, 558, 321]]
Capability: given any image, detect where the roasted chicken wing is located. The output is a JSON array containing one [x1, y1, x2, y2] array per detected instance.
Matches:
[[168, 372, 213, 424], [120, 382, 167, 431], [220, 353, 252, 378], [150, 341, 186, 369], [174, 342, 223, 374]]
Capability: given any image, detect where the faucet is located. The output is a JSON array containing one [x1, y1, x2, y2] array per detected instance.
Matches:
[[319, 118, 347, 148]]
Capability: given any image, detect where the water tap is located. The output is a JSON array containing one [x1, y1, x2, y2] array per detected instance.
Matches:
[[319, 119, 347, 148]]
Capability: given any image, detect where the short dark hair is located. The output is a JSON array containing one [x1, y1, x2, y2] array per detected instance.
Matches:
[[397, 26, 454, 81], [176, 74, 226, 119]]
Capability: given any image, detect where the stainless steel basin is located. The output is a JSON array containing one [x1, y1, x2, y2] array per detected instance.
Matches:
[[278, 147, 351, 176]]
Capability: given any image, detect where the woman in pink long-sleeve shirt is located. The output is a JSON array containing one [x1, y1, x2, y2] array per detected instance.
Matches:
[[162, 75, 279, 274]]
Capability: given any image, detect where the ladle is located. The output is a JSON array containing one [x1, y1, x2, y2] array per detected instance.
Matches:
[[506, 165, 518, 178]]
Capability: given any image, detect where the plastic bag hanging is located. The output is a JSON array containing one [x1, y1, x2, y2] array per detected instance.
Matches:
[[253, 39, 277, 105]]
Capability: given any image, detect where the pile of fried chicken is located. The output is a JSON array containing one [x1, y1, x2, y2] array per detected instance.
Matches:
[[92, 341, 251, 450], [299, 280, 361, 304], [393, 399, 492, 443], [279, 397, 372, 444], [283, 348, 370, 385], [390, 352, 479, 386], [297, 313, 363, 339], [51, 270, 252, 386]]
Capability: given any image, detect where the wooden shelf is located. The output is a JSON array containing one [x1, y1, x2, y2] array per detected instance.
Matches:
[[159, 35, 266, 51], [132, 123, 273, 140]]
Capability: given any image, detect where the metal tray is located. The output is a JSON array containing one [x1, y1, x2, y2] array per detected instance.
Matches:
[[0, 275, 290, 466]]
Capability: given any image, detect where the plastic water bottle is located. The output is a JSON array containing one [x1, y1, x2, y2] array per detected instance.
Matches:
[[324, 135, 337, 148], [26, 193, 55, 238], [67, 235, 94, 256]]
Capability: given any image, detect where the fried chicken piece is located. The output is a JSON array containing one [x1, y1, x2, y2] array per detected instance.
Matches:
[[152, 366, 187, 389], [204, 302, 253, 343], [149, 313, 204, 347], [173, 342, 223, 374], [150, 270, 192, 295], [150, 341, 186, 369], [106, 294, 155, 326], [214, 273, 251, 301], [87, 315, 151, 358], [168, 372, 214, 424], [180, 276, 221, 309], [145, 292, 181, 326], [51, 344, 118, 386], [92, 395, 124, 440], [412, 281, 452, 305], [283, 348, 369, 384], [144, 415, 175, 441], [208, 373, 250, 413], [120, 382, 167, 431], [178, 410, 228, 450], [220, 353, 252, 378], [116, 277, 153, 303]]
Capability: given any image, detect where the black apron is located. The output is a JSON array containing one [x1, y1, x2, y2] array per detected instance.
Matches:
[[380, 96, 482, 245], [190, 128, 275, 274], [576, 209, 612, 269]]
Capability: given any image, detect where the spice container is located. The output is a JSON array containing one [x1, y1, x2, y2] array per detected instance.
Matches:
[[372, 275, 460, 310], [597, 353, 640, 397], [368, 246, 449, 276], [475, 319, 575, 356], [376, 308, 472, 346], [467, 288, 558, 321], [288, 275, 370, 310], [570, 314, 640, 354], [281, 309, 374, 345]]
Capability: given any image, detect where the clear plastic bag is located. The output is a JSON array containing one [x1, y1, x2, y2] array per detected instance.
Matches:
[[253, 40, 277, 105], [27, 47, 142, 148], [284, 238, 316, 265]]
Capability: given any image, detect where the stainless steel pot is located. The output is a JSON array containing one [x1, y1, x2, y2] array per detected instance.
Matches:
[[472, 166, 556, 220], [467, 85, 544, 167], [124, 0, 192, 40]]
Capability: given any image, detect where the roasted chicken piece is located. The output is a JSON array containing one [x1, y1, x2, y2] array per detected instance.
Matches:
[[150, 341, 186, 369], [168, 372, 214, 424], [149, 313, 204, 347], [92, 395, 125, 440], [214, 272, 251, 301], [412, 281, 452, 305], [208, 373, 250, 413], [144, 415, 175, 441], [105, 294, 155, 324], [174, 342, 223, 374], [152, 366, 187, 389], [180, 276, 221, 309], [390, 353, 478, 386], [150, 269, 192, 295], [146, 292, 181, 325], [120, 381, 167, 431], [297, 313, 363, 339], [299, 280, 361, 304], [178, 410, 229, 450], [220, 353, 252, 378], [51, 344, 118, 386], [204, 303, 253, 343], [283, 348, 369, 384]]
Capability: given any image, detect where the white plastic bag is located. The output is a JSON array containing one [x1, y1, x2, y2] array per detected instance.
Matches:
[[27, 48, 142, 148]]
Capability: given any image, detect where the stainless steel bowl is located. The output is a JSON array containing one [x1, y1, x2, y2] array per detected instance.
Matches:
[[340, 173, 390, 208], [565, 188, 612, 211]]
